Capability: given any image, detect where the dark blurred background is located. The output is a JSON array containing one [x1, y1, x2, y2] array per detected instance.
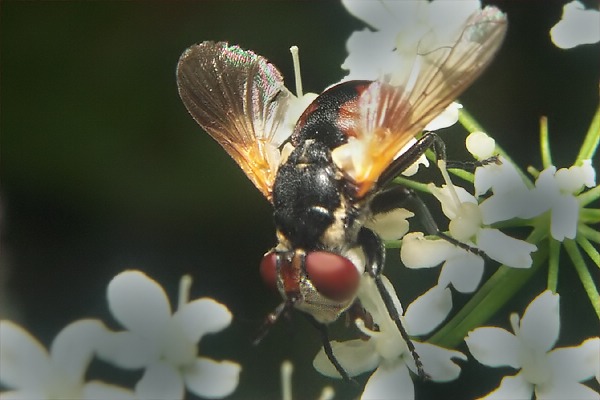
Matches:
[[1, 1, 598, 399]]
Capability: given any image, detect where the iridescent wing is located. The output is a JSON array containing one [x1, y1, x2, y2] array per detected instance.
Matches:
[[177, 41, 293, 201], [331, 6, 508, 197]]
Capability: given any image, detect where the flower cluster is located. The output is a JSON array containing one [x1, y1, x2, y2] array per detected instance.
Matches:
[[1, 271, 240, 399], [311, 0, 599, 399], [466, 291, 599, 399]]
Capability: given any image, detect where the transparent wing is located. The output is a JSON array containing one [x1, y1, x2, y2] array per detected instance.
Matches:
[[332, 6, 508, 197], [177, 41, 293, 200]]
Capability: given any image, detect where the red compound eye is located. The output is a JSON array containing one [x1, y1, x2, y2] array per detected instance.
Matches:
[[259, 251, 278, 292], [305, 251, 360, 301]]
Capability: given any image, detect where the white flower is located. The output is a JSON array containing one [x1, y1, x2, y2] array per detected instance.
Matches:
[[466, 131, 532, 203], [0, 319, 135, 400], [402, 132, 538, 289], [466, 290, 600, 399], [341, 0, 481, 82], [400, 102, 463, 177], [341, 0, 477, 136], [466, 131, 496, 161], [365, 208, 414, 241], [475, 160, 536, 221], [401, 232, 484, 293], [550, 1, 600, 49], [425, 102, 463, 132], [469, 133, 597, 241], [264, 91, 319, 176], [313, 275, 465, 400], [98, 270, 240, 399], [272, 91, 318, 146], [526, 161, 597, 241], [413, 182, 537, 269]]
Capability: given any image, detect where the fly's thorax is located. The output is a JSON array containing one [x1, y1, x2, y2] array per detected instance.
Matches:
[[273, 139, 348, 250]]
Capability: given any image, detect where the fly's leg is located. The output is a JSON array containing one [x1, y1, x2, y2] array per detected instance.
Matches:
[[357, 227, 428, 379], [371, 185, 486, 256], [377, 131, 447, 189], [303, 315, 358, 385], [377, 131, 500, 189]]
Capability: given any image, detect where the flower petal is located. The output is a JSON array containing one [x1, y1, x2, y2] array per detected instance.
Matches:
[[550, 1, 600, 49], [135, 361, 184, 400], [554, 162, 595, 192], [83, 381, 136, 400], [0, 390, 49, 400], [412, 342, 466, 382], [425, 102, 461, 131], [400, 153, 429, 177], [466, 131, 496, 160], [474, 157, 526, 197], [429, 184, 477, 219], [465, 327, 520, 368], [536, 380, 600, 400], [342, 0, 400, 30], [361, 362, 414, 400], [313, 340, 380, 378], [172, 298, 233, 344], [578, 159, 597, 188], [107, 270, 171, 337], [183, 357, 241, 399], [550, 193, 578, 241], [476, 228, 537, 268], [404, 285, 452, 336], [341, 29, 398, 81], [50, 319, 108, 386], [428, 0, 481, 38], [358, 275, 404, 326], [401, 232, 456, 269], [479, 373, 533, 400], [438, 251, 484, 293], [96, 331, 158, 369], [365, 208, 414, 241], [547, 337, 599, 383], [519, 291, 560, 352], [0, 320, 51, 390]]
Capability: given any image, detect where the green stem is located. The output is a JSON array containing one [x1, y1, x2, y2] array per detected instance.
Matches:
[[576, 103, 600, 163], [580, 208, 600, 224], [490, 217, 537, 230], [577, 235, 600, 269], [579, 224, 600, 243], [392, 176, 431, 193], [385, 240, 402, 249], [547, 238, 560, 292], [429, 227, 548, 348], [447, 168, 475, 184], [564, 239, 600, 320], [578, 185, 600, 207], [458, 107, 485, 133]]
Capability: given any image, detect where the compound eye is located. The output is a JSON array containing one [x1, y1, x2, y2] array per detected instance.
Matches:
[[305, 251, 360, 301], [259, 251, 278, 292]]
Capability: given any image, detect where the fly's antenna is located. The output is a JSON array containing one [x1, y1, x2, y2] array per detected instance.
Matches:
[[253, 300, 291, 346], [290, 46, 303, 97]]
